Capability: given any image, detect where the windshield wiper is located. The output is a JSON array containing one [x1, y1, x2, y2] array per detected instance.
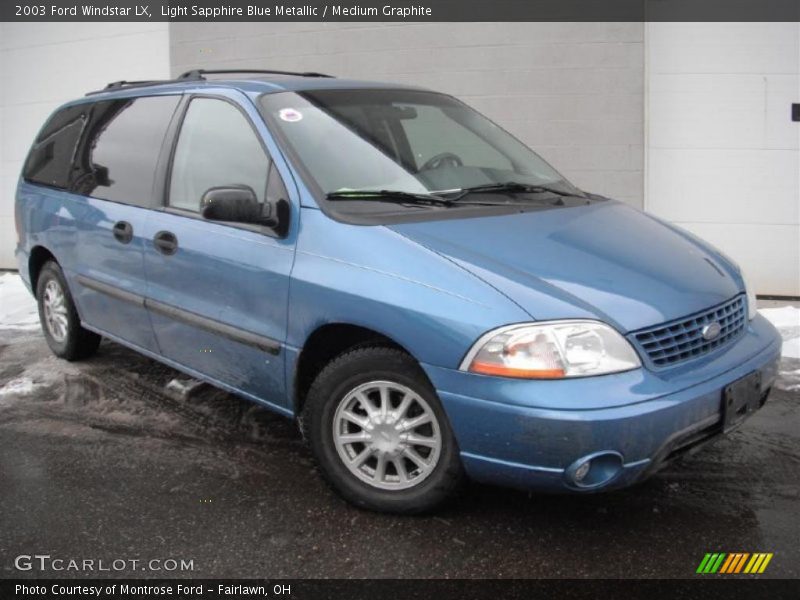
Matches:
[[326, 188, 530, 209], [326, 189, 453, 207], [447, 182, 584, 201]]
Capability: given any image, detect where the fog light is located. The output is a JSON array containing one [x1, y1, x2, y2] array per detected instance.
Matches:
[[574, 460, 591, 482], [565, 452, 624, 489]]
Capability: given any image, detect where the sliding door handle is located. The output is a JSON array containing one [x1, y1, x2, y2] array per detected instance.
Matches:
[[112, 221, 133, 244], [153, 231, 178, 256]]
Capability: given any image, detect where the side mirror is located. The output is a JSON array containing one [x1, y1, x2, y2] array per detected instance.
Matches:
[[201, 186, 276, 227]]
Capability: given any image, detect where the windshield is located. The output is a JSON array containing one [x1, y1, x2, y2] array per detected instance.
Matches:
[[259, 89, 580, 200]]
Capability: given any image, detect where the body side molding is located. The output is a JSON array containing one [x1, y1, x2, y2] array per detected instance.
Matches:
[[76, 274, 281, 355]]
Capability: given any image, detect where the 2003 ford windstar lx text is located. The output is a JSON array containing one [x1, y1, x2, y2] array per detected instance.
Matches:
[[14, 69, 782, 513]]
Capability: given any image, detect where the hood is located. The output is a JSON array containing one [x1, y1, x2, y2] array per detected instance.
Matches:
[[388, 201, 743, 332]]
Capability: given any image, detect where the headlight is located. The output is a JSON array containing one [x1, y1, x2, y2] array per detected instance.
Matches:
[[460, 321, 641, 379], [741, 269, 757, 320]]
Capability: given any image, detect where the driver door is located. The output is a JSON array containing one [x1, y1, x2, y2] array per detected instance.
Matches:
[[141, 94, 296, 410]]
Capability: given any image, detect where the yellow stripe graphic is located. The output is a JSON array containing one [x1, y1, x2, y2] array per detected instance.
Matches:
[[748, 555, 760, 573], [758, 553, 773, 573], [743, 554, 757, 573], [752, 554, 767, 573], [744, 553, 763, 573]]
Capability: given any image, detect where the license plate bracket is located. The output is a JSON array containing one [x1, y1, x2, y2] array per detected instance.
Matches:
[[722, 371, 762, 432]]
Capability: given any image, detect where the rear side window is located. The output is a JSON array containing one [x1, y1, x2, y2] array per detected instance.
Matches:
[[23, 105, 88, 189], [168, 98, 269, 212], [24, 96, 178, 206], [74, 95, 179, 206]]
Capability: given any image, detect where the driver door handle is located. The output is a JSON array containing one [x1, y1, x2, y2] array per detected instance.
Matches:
[[153, 231, 178, 256]]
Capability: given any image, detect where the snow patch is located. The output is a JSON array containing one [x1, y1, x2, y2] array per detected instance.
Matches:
[[0, 273, 40, 331], [759, 306, 800, 329], [759, 306, 800, 359], [780, 338, 800, 360], [776, 367, 800, 392], [0, 377, 37, 397]]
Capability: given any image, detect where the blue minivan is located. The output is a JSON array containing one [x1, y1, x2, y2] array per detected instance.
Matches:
[[15, 69, 782, 513]]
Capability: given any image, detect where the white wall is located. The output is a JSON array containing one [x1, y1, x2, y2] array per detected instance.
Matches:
[[646, 23, 800, 296], [0, 23, 170, 269]]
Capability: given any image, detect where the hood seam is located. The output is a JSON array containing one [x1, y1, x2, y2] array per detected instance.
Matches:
[[387, 227, 536, 320]]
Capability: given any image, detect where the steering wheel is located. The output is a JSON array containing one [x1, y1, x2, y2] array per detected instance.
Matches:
[[420, 152, 463, 171]]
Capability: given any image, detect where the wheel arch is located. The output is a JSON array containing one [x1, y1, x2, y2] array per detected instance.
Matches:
[[293, 322, 422, 415], [28, 245, 58, 298]]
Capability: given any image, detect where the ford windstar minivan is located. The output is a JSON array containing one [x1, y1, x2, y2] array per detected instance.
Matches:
[[15, 69, 782, 513]]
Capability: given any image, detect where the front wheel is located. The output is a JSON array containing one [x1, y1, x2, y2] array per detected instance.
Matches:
[[304, 347, 464, 514]]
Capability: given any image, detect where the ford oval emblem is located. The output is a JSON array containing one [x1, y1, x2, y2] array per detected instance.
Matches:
[[702, 322, 722, 340]]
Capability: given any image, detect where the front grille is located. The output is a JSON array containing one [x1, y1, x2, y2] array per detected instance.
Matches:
[[631, 295, 747, 368]]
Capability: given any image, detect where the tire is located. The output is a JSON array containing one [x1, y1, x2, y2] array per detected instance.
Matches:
[[36, 261, 101, 361], [304, 346, 464, 514]]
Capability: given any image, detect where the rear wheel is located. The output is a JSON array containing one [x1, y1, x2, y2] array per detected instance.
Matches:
[[36, 261, 101, 361], [304, 346, 464, 513]]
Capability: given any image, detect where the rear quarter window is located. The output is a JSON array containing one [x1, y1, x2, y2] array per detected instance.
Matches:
[[23, 105, 88, 189]]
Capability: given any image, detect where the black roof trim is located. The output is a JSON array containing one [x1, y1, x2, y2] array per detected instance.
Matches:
[[85, 68, 334, 96], [85, 71, 205, 96], [178, 69, 335, 80]]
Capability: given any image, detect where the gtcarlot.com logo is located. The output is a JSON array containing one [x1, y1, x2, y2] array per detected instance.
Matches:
[[696, 552, 773, 574], [14, 555, 194, 572]]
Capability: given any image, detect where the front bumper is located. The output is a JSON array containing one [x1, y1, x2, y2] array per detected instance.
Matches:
[[422, 315, 782, 492]]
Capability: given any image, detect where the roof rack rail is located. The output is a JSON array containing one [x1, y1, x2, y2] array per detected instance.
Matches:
[[85, 68, 333, 96], [85, 71, 205, 96], [178, 69, 335, 80]]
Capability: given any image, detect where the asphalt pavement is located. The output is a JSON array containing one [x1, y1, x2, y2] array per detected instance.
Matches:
[[1, 325, 798, 579]]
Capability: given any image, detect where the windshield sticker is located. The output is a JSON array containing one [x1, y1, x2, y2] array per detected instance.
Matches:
[[279, 108, 303, 122]]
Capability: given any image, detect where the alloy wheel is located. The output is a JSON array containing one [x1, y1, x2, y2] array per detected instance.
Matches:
[[332, 380, 442, 490], [42, 279, 69, 342]]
